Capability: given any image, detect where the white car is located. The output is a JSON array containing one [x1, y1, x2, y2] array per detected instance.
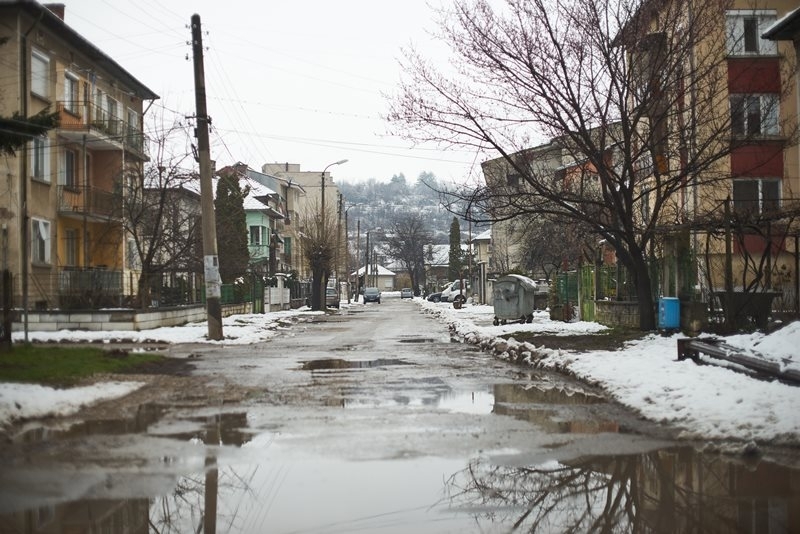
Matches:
[[440, 280, 469, 303]]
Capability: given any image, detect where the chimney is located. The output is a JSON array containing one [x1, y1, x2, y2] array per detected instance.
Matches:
[[44, 4, 65, 20]]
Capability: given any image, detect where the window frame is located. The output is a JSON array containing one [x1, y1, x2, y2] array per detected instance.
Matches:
[[732, 177, 781, 216], [64, 71, 79, 114], [60, 148, 78, 188], [249, 225, 262, 246], [725, 10, 777, 57], [31, 218, 51, 265], [30, 48, 50, 99], [730, 94, 779, 137], [31, 137, 50, 183], [64, 228, 78, 266]]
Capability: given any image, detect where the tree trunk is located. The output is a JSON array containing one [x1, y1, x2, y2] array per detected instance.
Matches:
[[311, 267, 325, 311], [137, 273, 152, 310], [631, 257, 656, 331]]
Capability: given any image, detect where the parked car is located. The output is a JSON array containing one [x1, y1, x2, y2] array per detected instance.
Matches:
[[363, 287, 381, 304], [426, 292, 442, 302], [325, 287, 340, 309], [441, 280, 469, 302], [400, 288, 413, 299]]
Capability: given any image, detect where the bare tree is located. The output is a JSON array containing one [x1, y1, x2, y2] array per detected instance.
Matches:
[[123, 113, 201, 308], [386, 213, 432, 295], [389, 0, 794, 330], [298, 205, 338, 311]]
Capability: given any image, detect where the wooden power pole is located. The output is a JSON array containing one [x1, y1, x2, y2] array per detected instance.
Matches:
[[191, 14, 222, 340]]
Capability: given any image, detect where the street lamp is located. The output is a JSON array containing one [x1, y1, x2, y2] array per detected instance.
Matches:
[[320, 159, 348, 237], [319, 159, 347, 309]]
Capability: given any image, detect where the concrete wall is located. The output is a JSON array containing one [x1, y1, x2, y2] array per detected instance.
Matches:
[[13, 303, 253, 332]]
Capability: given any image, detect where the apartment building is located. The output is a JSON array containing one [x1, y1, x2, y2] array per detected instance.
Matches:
[[680, 1, 800, 313], [261, 162, 344, 280], [0, 1, 158, 309]]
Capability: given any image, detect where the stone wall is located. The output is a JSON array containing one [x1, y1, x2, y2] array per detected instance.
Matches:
[[594, 300, 640, 329]]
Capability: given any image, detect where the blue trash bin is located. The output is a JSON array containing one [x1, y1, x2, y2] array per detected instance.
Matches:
[[658, 297, 680, 329]]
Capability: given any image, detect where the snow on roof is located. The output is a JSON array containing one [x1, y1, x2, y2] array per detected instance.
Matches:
[[352, 264, 396, 276], [762, 7, 800, 40], [472, 229, 492, 242], [180, 176, 279, 214]]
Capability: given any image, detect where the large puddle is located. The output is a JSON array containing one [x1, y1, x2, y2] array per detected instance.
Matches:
[[2, 384, 799, 532]]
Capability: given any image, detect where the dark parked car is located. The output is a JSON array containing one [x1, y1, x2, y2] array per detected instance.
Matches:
[[400, 288, 413, 299], [363, 287, 381, 304], [426, 292, 442, 302], [326, 287, 340, 308]]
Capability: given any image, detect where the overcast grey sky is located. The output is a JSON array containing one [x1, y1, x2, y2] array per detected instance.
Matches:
[[61, 0, 485, 184]]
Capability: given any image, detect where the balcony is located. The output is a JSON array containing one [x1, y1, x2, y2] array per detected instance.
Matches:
[[58, 185, 121, 221], [56, 101, 149, 160]]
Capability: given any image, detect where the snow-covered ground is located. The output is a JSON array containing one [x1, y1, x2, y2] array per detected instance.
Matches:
[[2, 296, 799, 445]]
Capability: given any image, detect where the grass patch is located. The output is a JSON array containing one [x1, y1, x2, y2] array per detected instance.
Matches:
[[500, 328, 647, 352], [0, 345, 164, 386]]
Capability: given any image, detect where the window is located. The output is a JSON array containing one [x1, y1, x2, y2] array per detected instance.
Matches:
[[726, 11, 777, 56], [284, 237, 292, 256], [507, 173, 520, 187], [64, 229, 78, 266], [32, 218, 51, 264], [730, 94, 778, 136], [127, 238, 140, 269], [60, 149, 78, 188], [250, 225, 264, 245], [31, 49, 49, 98], [106, 96, 119, 134], [733, 178, 781, 215], [64, 72, 79, 113], [31, 137, 50, 182], [95, 88, 106, 124]]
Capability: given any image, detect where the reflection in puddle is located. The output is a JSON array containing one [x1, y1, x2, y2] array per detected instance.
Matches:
[[3, 446, 799, 533], [446, 448, 800, 533], [437, 390, 495, 414], [300, 358, 412, 370], [11, 405, 252, 448], [493, 383, 620, 435]]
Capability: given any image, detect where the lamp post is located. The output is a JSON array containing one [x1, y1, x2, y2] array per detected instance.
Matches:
[[320, 159, 348, 239], [319, 159, 347, 309]]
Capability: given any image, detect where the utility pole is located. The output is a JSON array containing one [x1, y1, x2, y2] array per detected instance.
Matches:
[[191, 14, 222, 340]]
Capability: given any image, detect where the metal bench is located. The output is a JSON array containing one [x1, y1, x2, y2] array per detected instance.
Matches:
[[677, 338, 800, 385]]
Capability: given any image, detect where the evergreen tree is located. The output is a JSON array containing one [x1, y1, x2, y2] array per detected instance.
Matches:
[[448, 217, 462, 281], [214, 173, 250, 283]]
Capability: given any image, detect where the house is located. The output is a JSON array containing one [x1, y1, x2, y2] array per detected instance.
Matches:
[[216, 164, 286, 275], [0, 1, 158, 310], [353, 264, 395, 292]]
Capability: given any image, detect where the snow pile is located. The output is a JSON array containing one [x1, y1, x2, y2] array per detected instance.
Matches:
[[0, 381, 142, 427], [418, 298, 800, 444]]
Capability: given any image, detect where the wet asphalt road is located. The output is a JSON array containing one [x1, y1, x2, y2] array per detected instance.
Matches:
[[2, 295, 799, 533]]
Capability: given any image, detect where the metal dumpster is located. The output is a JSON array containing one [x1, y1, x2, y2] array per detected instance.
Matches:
[[492, 274, 538, 325]]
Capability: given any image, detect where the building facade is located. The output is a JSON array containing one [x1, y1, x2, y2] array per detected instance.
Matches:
[[262, 162, 345, 281], [0, 1, 158, 310]]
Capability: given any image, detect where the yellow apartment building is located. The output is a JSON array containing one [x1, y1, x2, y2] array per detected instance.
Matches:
[[0, 1, 158, 310]]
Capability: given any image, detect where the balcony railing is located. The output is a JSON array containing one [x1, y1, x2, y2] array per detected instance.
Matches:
[[58, 185, 121, 220], [56, 101, 149, 158]]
